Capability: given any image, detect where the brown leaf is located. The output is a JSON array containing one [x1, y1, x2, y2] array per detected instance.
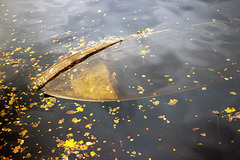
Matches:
[[66, 110, 77, 114]]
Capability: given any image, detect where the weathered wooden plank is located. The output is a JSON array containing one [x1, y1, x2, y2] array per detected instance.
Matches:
[[33, 35, 134, 88]]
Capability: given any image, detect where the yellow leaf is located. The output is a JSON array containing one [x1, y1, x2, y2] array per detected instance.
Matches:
[[33, 85, 38, 89], [84, 132, 89, 136], [200, 133, 206, 136], [72, 117, 81, 123], [90, 151, 96, 157], [168, 99, 178, 105], [24, 47, 31, 52], [141, 50, 147, 55], [138, 105, 143, 109], [66, 133, 73, 138], [208, 68, 215, 72], [20, 130, 28, 137], [85, 123, 92, 129], [225, 107, 236, 113], [58, 118, 64, 124], [76, 107, 84, 112], [64, 139, 76, 148], [152, 100, 160, 106], [230, 92, 237, 95], [137, 30, 142, 34], [79, 144, 88, 151], [13, 145, 21, 154], [114, 118, 120, 124], [26, 153, 31, 158], [20, 139, 24, 145], [79, 140, 84, 144]]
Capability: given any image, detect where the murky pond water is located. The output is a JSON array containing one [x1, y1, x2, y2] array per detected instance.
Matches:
[[0, 0, 240, 159]]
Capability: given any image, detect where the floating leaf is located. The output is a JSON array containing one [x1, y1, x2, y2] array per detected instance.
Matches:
[[20, 129, 28, 137], [64, 139, 77, 148], [86, 142, 94, 146], [168, 99, 178, 105], [212, 110, 220, 114], [200, 133, 206, 136], [85, 123, 92, 129], [66, 110, 77, 114], [225, 107, 236, 113], [84, 132, 90, 136], [58, 118, 64, 124], [79, 144, 88, 151], [76, 107, 84, 112], [72, 118, 81, 123], [230, 91, 237, 95], [141, 50, 147, 55], [90, 151, 96, 157], [13, 145, 21, 154], [208, 68, 215, 72], [192, 128, 200, 131]]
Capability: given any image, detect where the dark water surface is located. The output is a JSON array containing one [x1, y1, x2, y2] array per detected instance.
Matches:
[[0, 0, 240, 159]]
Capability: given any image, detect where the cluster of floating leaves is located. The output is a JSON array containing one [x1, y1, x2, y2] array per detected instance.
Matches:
[[211, 104, 240, 123], [40, 97, 56, 111], [56, 138, 100, 159]]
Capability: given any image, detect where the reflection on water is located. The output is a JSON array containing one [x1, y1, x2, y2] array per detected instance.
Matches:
[[0, 0, 240, 159]]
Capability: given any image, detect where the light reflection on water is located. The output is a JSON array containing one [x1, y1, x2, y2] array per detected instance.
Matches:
[[0, 0, 240, 159]]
